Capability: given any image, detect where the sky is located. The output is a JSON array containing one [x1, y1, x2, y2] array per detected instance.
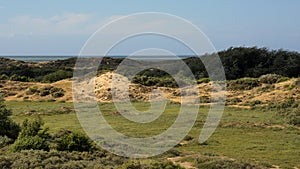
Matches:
[[0, 0, 299, 56]]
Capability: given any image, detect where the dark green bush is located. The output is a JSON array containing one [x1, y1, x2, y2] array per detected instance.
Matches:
[[40, 90, 50, 96], [196, 157, 260, 169], [287, 108, 300, 126], [26, 86, 39, 95], [0, 97, 20, 140], [0, 149, 127, 169], [258, 74, 282, 84], [39, 86, 65, 98], [295, 78, 300, 87], [197, 78, 210, 84], [0, 135, 13, 148], [51, 88, 65, 98], [251, 100, 262, 107], [227, 78, 261, 90], [11, 118, 50, 152], [0, 74, 8, 80], [57, 131, 93, 152], [18, 118, 49, 138], [277, 77, 290, 83], [229, 97, 242, 104], [42, 70, 72, 83], [11, 136, 50, 152], [40, 86, 52, 96], [9, 74, 34, 82]]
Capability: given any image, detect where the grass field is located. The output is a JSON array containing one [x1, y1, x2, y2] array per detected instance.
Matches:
[[5, 101, 300, 168]]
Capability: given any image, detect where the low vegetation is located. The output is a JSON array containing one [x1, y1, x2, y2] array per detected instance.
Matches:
[[0, 101, 298, 168], [0, 48, 300, 168]]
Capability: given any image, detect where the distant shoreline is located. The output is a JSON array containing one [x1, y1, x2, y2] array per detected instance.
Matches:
[[1, 56, 74, 62], [0, 55, 192, 62]]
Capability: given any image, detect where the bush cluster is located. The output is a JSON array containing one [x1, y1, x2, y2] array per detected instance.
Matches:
[[258, 74, 283, 84], [272, 97, 300, 126], [11, 118, 50, 152], [227, 78, 261, 90], [0, 97, 20, 140], [196, 157, 263, 169], [42, 70, 72, 83], [132, 75, 178, 88], [36, 86, 65, 98], [56, 131, 93, 152]]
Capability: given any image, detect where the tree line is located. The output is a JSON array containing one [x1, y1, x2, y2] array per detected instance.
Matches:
[[0, 47, 299, 83]]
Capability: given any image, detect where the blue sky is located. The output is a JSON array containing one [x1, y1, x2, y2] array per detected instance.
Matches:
[[0, 0, 299, 55]]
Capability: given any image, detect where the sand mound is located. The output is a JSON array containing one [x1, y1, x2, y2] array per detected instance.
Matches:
[[1, 72, 299, 106]]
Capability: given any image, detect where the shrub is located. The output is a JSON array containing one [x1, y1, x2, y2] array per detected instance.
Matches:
[[197, 78, 210, 84], [295, 78, 300, 87], [0, 135, 13, 148], [42, 70, 73, 83], [227, 78, 260, 90], [258, 74, 282, 84], [26, 86, 39, 95], [18, 118, 49, 138], [11, 118, 50, 152], [0, 74, 8, 80], [50, 87, 65, 98], [57, 131, 93, 152], [277, 77, 290, 83], [0, 97, 20, 140], [250, 100, 262, 107], [195, 157, 260, 169], [11, 136, 50, 152], [229, 97, 242, 104], [9, 74, 34, 82], [257, 84, 275, 93], [40, 90, 50, 96], [39, 86, 65, 98], [287, 108, 300, 126]]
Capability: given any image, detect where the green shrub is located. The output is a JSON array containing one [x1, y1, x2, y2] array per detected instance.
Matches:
[[26, 86, 39, 95], [9, 74, 34, 82], [197, 78, 210, 84], [273, 97, 300, 126], [42, 70, 73, 83], [277, 77, 290, 83], [0, 74, 9, 80], [40, 90, 50, 96], [229, 98, 242, 104], [0, 135, 13, 148], [39, 86, 65, 98], [276, 97, 298, 109], [51, 88, 65, 98], [287, 108, 300, 126], [11, 136, 50, 152], [132, 75, 178, 88], [11, 118, 50, 152], [57, 131, 93, 152], [258, 74, 282, 84], [250, 100, 262, 107], [0, 98, 20, 140], [0, 149, 127, 169], [148, 161, 184, 169], [227, 78, 260, 90], [200, 96, 210, 103], [196, 158, 259, 169], [18, 118, 49, 138]]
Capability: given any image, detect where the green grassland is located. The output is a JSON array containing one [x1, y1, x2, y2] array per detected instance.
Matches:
[[4, 101, 300, 168]]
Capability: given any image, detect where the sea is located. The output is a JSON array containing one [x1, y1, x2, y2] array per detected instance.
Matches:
[[1, 56, 75, 62], [1, 55, 192, 62]]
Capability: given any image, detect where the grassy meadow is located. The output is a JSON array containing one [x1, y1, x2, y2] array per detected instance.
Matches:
[[5, 101, 300, 168]]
